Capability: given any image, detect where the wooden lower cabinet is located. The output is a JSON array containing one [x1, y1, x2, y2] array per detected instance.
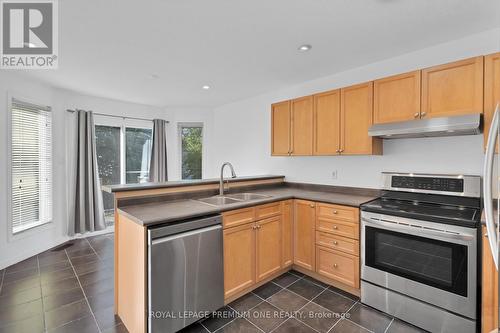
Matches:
[[223, 222, 256, 299], [316, 246, 359, 288], [282, 200, 293, 267], [256, 216, 282, 281], [223, 202, 283, 300], [294, 200, 316, 271], [482, 225, 499, 333], [223, 200, 361, 301]]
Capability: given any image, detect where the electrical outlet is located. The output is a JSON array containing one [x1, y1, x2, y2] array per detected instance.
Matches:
[[331, 170, 338, 180]]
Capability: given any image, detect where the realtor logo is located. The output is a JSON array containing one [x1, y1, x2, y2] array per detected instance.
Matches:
[[1, 0, 58, 69]]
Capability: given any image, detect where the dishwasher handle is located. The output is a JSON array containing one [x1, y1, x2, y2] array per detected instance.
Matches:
[[151, 224, 222, 245], [149, 214, 222, 240]]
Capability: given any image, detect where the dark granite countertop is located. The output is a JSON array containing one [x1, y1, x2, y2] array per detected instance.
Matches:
[[118, 186, 379, 227], [103, 175, 285, 193]]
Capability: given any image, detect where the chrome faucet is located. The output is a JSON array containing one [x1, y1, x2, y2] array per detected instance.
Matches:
[[219, 162, 237, 195]]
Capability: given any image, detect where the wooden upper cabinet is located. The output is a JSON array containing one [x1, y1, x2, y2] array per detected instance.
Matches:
[[294, 200, 316, 271], [341, 82, 382, 155], [313, 90, 341, 155], [256, 216, 282, 282], [484, 52, 500, 151], [374, 71, 421, 124], [291, 96, 314, 156], [421, 56, 484, 119], [271, 101, 291, 156]]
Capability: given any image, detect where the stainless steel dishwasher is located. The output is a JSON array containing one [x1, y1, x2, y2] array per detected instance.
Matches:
[[148, 215, 224, 333]]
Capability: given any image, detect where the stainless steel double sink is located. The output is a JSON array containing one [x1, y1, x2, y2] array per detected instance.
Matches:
[[197, 193, 271, 206]]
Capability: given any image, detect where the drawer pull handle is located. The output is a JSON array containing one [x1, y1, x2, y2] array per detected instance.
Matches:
[[333, 241, 338, 245], [333, 226, 338, 229], [334, 264, 338, 268], [333, 210, 338, 214]]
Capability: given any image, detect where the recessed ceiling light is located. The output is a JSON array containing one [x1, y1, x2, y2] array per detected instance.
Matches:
[[202, 85, 211, 90], [298, 44, 312, 52], [149, 74, 160, 79]]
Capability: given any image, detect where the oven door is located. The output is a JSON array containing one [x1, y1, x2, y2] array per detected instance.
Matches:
[[361, 211, 477, 319]]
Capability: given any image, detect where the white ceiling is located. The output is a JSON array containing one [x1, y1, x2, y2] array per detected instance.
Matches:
[[23, 0, 500, 108]]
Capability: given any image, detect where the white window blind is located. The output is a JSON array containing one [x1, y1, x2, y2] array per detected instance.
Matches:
[[11, 98, 53, 234]]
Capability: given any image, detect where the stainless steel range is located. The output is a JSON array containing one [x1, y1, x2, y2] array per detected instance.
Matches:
[[360, 173, 481, 333]]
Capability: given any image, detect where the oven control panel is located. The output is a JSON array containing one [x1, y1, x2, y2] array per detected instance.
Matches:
[[391, 176, 464, 193]]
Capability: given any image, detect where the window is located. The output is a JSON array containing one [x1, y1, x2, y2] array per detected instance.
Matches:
[[10, 98, 52, 234], [179, 123, 203, 180], [94, 116, 152, 225]]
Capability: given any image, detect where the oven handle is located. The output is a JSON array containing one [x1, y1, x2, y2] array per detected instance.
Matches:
[[361, 217, 475, 242]]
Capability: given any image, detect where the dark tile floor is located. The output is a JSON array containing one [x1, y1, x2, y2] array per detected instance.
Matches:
[[186, 270, 428, 333], [0, 235, 427, 333], [0, 233, 124, 333]]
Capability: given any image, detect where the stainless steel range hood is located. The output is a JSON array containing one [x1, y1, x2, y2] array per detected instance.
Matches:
[[368, 114, 482, 139]]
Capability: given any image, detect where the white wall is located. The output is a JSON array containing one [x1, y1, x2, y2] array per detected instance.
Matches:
[[210, 28, 500, 188], [0, 73, 213, 269]]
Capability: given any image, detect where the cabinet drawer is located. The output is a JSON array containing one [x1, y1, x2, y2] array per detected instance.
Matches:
[[316, 232, 359, 256], [316, 246, 359, 288], [316, 203, 358, 222], [223, 207, 255, 229], [256, 202, 281, 220], [316, 217, 359, 240]]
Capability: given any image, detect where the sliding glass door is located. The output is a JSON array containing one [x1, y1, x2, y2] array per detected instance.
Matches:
[[94, 116, 153, 226]]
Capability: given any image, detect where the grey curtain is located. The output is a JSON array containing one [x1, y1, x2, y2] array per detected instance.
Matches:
[[149, 119, 168, 182], [70, 110, 106, 235]]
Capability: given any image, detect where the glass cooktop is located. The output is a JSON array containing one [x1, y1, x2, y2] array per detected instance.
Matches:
[[361, 197, 480, 227]]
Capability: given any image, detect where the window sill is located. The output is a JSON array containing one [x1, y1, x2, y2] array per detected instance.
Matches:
[[9, 220, 54, 242]]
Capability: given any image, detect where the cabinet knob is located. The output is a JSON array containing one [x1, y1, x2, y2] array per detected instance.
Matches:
[[333, 210, 338, 214], [421, 112, 427, 117], [339, 149, 344, 153], [333, 225, 338, 229], [414, 112, 419, 118], [258, 225, 261, 229], [336, 149, 340, 154], [485, 233, 489, 238], [333, 264, 338, 268], [310, 204, 315, 208], [333, 241, 338, 245]]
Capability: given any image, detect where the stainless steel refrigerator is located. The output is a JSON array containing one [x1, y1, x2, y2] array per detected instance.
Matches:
[[483, 103, 500, 332]]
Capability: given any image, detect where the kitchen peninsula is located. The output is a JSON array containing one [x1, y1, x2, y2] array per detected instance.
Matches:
[[106, 175, 379, 333]]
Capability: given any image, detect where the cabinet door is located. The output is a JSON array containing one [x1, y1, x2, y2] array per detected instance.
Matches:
[[271, 101, 291, 156], [256, 216, 282, 281], [421, 56, 483, 119], [313, 90, 341, 155], [484, 52, 500, 151], [482, 226, 499, 333], [374, 71, 421, 124], [291, 96, 314, 156], [340, 82, 382, 155], [223, 223, 256, 298], [293, 200, 316, 271], [282, 200, 293, 267]]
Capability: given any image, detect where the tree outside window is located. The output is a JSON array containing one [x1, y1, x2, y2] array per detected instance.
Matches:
[[180, 124, 203, 180]]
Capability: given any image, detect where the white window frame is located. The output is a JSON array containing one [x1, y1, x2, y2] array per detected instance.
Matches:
[[178, 122, 204, 180], [7, 92, 54, 240], [93, 115, 153, 185]]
